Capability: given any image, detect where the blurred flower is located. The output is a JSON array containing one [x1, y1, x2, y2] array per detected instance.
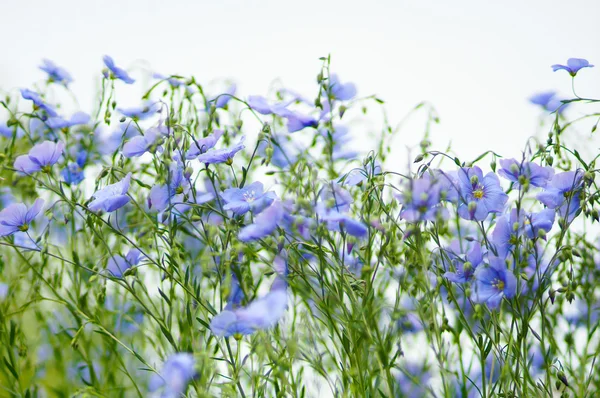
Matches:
[[247, 95, 291, 116], [0, 198, 44, 237], [20, 88, 57, 117], [471, 255, 517, 308], [498, 159, 554, 188], [210, 261, 288, 337], [102, 55, 135, 84], [395, 174, 448, 222], [396, 363, 432, 397], [106, 248, 142, 277], [122, 125, 168, 158], [456, 166, 508, 221], [14, 140, 64, 174], [0, 283, 7, 300], [551, 58, 594, 76], [0, 121, 25, 138], [319, 182, 353, 213], [324, 74, 357, 101], [196, 136, 245, 165], [88, 173, 132, 212], [444, 241, 483, 283], [46, 112, 90, 130], [61, 150, 87, 185], [320, 211, 368, 237], [39, 59, 73, 86], [148, 162, 191, 213], [536, 170, 583, 222], [238, 200, 283, 242], [118, 101, 161, 120], [209, 84, 236, 109], [529, 91, 569, 113], [258, 134, 300, 168], [319, 125, 358, 161], [149, 353, 197, 398], [185, 130, 224, 159], [221, 181, 276, 215], [286, 112, 318, 133]]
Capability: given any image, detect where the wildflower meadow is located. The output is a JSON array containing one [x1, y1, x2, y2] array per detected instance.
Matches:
[[0, 55, 599, 397]]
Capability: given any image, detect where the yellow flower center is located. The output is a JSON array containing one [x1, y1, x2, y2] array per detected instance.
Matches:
[[473, 189, 484, 199], [494, 279, 505, 291]]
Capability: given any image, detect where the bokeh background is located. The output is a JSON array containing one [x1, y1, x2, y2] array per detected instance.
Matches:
[[1, 0, 599, 161]]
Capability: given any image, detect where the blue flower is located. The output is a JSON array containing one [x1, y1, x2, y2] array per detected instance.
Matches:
[[536, 170, 583, 222], [148, 162, 191, 213], [210, 84, 236, 109], [471, 255, 517, 308], [102, 55, 135, 84], [286, 112, 318, 133], [456, 166, 508, 221], [122, 125, 168, 158], [247, 95, 291, 116], [20, 89, 58, 117], [319, 125, 358, 160], [196, 137, 245, 165], [39, 59, 73, 86], [247, 95, 317, 132], [221, 181, 276, 215], [98, 123, 142, 154], [395, 174, 448, 222], [324, 74, 357, 101], [0, 199, 44, 237], [61, 151, 87, 185], [490, 212, 516, 257], [238, 200, 284, 242], [551, 58, 594, 76], [210, 260, 288, 337], [0, 121, 25, 138], [185, 130, 224, 159], [320, 211, 368, 238], [46, 112, 90, 130], [88, 173, 132, 213], [14, 140, 64, 174], [498, 159, 554, 188], [490, 208, 553, 257], [396, 363, 432, 397], [529, 91, 569, 113], [149, 353, 197, 398], [521, 209, 555, 240], [0, 283, 7, 300], [106, 248, 142, 277], [117, 101, 161, 120], [318, 182, 353, 213], [444, 241, 483, 283]]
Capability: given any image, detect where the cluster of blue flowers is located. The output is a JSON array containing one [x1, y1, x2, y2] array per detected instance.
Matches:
[[0, 55, 598, 397]]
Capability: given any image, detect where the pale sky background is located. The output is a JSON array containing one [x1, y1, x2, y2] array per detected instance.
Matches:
[[1, 0, 599, 164]]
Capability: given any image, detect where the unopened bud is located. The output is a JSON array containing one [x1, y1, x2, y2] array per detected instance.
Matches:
[[414, 154, 424, 163]]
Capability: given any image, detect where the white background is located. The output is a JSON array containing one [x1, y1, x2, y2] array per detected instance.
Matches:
[[1, 0, 599, 163]]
